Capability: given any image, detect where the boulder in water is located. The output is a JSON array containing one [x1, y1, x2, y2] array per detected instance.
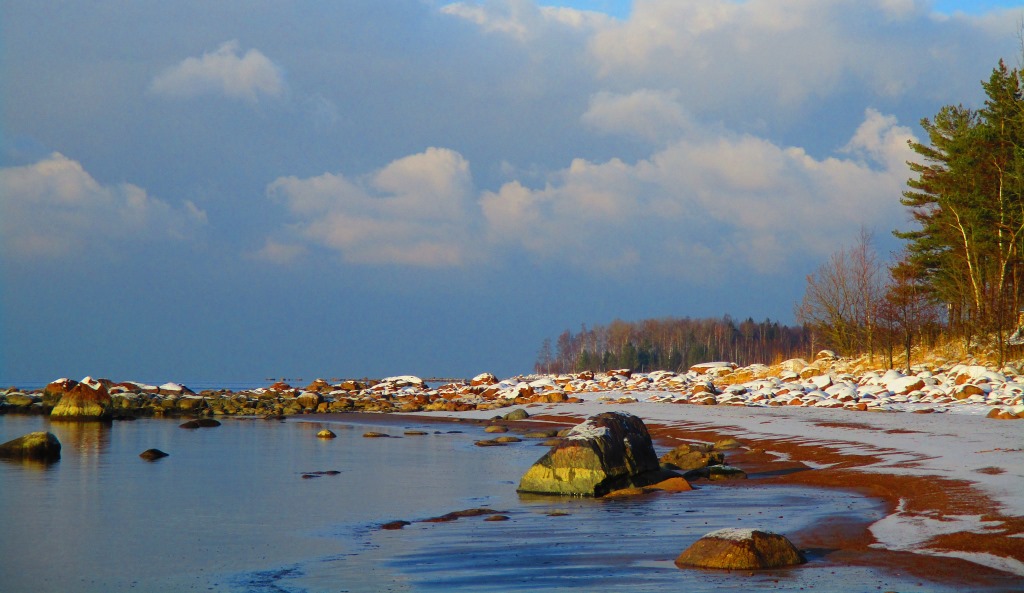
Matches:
[[139, 448, 169, 461], [517, 411, 674, 497], [675, 528, 805, 570], [0, 432, 61, 461]]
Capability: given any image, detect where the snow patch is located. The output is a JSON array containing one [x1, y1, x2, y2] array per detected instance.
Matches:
[[704, 527, 776, 541]]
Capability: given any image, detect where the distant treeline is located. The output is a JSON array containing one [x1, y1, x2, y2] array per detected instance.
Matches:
[[535, 316, 811, 374]]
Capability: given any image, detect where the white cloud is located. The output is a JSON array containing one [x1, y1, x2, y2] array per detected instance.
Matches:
[[150, 40, 284, 103], [267, 147, 477, 267], [250, 239, 306, 264], [581, 89, 692, 143], [442, 0, 611, 40], [0, 153, 207, 259], [481, 108, 917, 275]]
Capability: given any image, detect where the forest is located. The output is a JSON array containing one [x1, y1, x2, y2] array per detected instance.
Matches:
[[534, 317, 810, 374], [536, 56, 1024, 375]]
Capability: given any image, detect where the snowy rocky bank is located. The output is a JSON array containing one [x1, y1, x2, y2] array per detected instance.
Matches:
[[3, 351, 1024, 419]]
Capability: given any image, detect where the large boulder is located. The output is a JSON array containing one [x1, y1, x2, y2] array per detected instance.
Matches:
[[51, 378, 112, 420], [675, 528, 805, 570], [0, 432, 61, 461], [517, 411, 673, 497]]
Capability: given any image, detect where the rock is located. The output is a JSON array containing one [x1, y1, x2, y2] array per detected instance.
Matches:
[[660, 444, 725, 470], [0, 432, 61, 461], [484, 514, 510, 521], [382, 520, 411, 530], [296, 391, 322, 409], [495, 436, 522, 443], [4, 393, 36, 407], [363, 432, 390, 438], [685, 464, 748, 481], [675, 528, 805, 569], [713, 437, 744, 450], [317, 429, 337, 439], [304, 379, 332, 393], [139, 448, 169, 461], [422, 508, 500, 523], [517, 411, 674, 497], [504, 408, 530, 421], [649, 476, 693, 491], [50, 378, 112, 420], [475, 439, 507, 447], [484, 425, 509, 433], [404, 430, 429, 436], [180, 418, 220, 429], [471, 372, 498, 386]]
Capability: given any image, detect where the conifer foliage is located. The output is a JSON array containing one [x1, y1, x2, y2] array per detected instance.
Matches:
[[898, 59, 1024, 360]]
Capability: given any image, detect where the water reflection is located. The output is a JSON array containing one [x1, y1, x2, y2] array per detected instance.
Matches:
[[49, 419, 112, 467], [0, 455, 60, 471]]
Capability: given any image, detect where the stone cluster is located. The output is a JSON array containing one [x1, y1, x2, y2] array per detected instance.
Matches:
[[3, 355, 1023, 419]]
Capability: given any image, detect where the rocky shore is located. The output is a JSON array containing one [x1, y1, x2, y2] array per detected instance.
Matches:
[[4, 351, 1024, 420]]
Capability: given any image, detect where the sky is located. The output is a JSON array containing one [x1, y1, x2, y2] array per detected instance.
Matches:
[[2, 0, 1023, 385]]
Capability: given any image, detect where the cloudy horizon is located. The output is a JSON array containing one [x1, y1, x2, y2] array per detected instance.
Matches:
[[3, 0, 1023, 385]]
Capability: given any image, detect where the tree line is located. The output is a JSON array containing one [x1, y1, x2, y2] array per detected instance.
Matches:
[[799, 57, 1024, 368], [534, 317, 810, 375]]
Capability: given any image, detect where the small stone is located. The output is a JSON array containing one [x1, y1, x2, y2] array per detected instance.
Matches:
[[485, 515, 510, 522], [504, 408, 530, 421], [484, 425, 509, 433], [381, 520, 411, 530], [317, 429, 337, 439], [363, 432, 389, 438], [713, 437, 743, 450], [475, 439, 507, 447], [494, 436, 522, 443], [139, 448, 169, 461], [404, 430, 429, 436]]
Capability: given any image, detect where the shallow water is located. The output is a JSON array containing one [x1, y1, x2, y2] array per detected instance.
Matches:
[[0, 414, 968, 592]]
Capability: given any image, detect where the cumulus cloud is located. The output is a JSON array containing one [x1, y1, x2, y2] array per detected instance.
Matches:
[[263, 108, 914, 277], [481, 108, 916, 275], [267, 147, 477, 267], [581, 89, 692, 143], [0, 153, 207, 259], [150, 40, 285, 103], [442, 0, 611, 40]]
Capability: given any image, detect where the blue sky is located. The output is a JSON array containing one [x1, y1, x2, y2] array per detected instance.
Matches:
[[2, 0, 1023, 385]]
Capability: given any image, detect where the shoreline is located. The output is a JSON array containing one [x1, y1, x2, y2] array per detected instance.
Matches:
[[331, 404, 1024, 589]]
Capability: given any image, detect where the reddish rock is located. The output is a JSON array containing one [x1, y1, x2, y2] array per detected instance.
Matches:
[[471, 372, 498, 386], [954, 384, 985, 400], [42, 378, 78, 400], [50, 379, 111, 419]]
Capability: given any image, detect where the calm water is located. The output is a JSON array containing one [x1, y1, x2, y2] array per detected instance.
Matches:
[[0, 414, 968, 593]]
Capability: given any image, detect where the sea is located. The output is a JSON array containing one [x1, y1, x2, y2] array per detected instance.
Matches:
[[0, 413, 973, 593]]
